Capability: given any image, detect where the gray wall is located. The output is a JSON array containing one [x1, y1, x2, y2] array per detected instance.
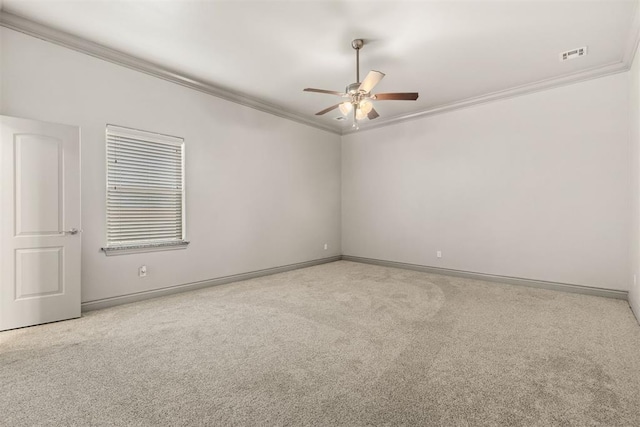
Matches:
[[2, 25, 636, 307], [630, 40, 640, 320], [0, 28, 342, 303], [342, 73, 630, 291]]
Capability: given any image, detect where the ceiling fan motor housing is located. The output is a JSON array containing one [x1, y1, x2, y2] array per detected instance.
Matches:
[[346, 82, 366, 95], [346, 82, 370, 107]]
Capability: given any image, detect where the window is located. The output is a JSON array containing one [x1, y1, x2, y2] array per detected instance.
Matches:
[[102, 125, 188, 255]]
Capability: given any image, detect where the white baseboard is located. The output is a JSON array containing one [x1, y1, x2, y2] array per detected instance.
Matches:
[[341, 255, 629, 301], [81, 256, 341, 312], [82, 254, 630, 313]]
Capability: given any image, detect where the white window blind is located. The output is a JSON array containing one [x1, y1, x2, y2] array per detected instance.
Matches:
[[103, 125, 188, 255]]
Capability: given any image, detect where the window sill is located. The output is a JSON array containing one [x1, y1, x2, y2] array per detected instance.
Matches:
[[101, 241, 189, 256]]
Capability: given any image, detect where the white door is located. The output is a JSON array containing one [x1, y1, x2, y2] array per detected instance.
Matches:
[[0, 116, 81, 331]]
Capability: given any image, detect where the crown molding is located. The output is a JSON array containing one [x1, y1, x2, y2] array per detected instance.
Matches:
[[2, 7, 639, 137], [346, 1, 640, 135], [0, 11, 341, 135], [344, 60, 629, 135]]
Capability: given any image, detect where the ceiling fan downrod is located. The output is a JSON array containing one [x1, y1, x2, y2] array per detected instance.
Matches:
[[352, 38, 363, 84], [350, 39, 365, 129]]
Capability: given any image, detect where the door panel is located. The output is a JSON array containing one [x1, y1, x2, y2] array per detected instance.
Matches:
[[1, 116, 81, 331], [15, 134, 62, 236], [15, 247, 63, 299]]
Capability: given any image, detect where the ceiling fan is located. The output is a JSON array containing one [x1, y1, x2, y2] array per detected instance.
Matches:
[[304, 39, 419, 129]]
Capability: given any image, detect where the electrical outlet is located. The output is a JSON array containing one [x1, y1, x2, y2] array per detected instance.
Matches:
[[139, 265, 147, 277], [436, 250, 442, 258], [324, 243, 328, 250]]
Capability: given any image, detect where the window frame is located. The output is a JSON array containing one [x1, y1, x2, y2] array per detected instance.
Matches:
[[101, 124, 189, 256]]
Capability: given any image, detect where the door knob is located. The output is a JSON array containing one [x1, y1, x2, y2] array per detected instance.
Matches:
[[64, 228, 79, 235]]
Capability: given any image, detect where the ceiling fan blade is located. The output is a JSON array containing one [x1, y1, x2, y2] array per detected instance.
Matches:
[[367, 107, 380, 120], [304, 88, 345, 96], [374, 92, 419, 101], [358, 70, 385, 93], [315, 104, 341, 115]]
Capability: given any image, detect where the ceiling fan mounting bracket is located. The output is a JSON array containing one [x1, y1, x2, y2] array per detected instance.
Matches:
[[351, 39, 364, 50]]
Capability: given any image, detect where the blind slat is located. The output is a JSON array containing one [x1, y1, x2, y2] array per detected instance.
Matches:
[[108, 138, 182, 153], [107, 153, 181, 168], [108, 146, 181, 162], [108, 223, 182, 229], [107, 212, 182, 218], [108, 175, 181, 185], [108, 166, 181, 177], [108, 186, 181, 194], [109, 230, 181, 237]]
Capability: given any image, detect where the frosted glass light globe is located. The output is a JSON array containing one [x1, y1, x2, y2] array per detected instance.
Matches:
[[339, 102, 353, 116], [359, 99, 373, 114]]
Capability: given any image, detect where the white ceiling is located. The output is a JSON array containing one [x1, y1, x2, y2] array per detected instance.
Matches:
[[1, 0, 638, 133]]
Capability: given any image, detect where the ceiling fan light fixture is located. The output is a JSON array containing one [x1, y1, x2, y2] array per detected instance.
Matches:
[[339, 101, 353, 116], [303, 39, 418, 127], [359, 99, 373, 115]]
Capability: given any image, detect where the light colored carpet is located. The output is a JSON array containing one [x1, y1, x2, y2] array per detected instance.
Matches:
[[1, 260, 640, 426]]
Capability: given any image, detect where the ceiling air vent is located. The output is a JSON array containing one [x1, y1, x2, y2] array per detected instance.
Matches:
[[560, 46, 588, 62]]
